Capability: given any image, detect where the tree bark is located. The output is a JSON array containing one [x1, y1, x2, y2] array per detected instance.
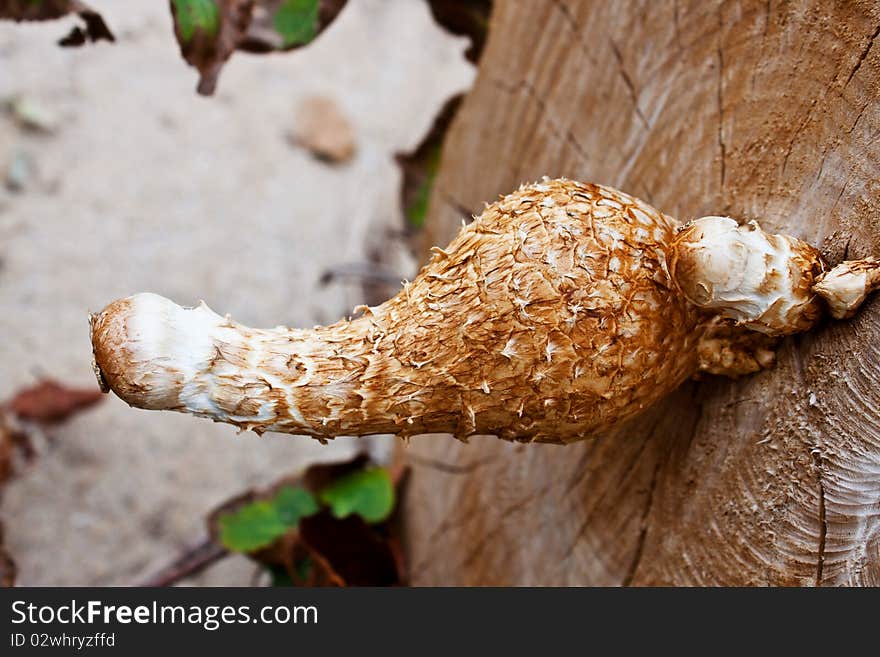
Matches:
[[404, 0, 880, 586]]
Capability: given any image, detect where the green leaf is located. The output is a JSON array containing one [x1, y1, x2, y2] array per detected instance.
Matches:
[[319, 467, 395, 524], [218, 500, 287, 552], [275, 486, 320, 525], [273, 0, 319, 48], [218, 486, 318, 552], [405, 144, 441, 229], [172, 0, 220, 43]]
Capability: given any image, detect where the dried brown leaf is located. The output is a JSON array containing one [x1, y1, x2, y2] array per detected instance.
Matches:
[[0, 422, 13, 485], [0, 418, 34, 485], [302, 454, 369, 491], [0, 377, 102, 586], [254, 532, 344, 586], [425, 0, 492, 63], [8, 379, 104, 424], [0, 0, 115, 46], [0, 521, 15, 587], [299, 510, 400, 586]]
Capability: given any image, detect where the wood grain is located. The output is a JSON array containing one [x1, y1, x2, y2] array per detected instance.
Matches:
[[404, 0, 880, 585]]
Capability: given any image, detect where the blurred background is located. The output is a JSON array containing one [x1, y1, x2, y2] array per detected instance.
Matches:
[[0, 0, 474, 585]]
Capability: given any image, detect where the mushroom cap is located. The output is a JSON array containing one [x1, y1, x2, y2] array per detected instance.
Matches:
[[667, 216, 825, 335]]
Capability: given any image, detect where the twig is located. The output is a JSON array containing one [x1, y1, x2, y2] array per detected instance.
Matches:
[[319, 263, 403, 287], [137, 537, 228, 587]]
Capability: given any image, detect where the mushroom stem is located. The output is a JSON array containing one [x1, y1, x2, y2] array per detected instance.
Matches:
[[90, 293, 415, 441]]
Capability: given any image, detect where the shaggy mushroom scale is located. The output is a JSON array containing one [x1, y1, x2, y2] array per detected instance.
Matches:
[[90, 179, 880, 444]]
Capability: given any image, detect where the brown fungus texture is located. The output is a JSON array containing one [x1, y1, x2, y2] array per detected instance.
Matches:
[[90, 179, 880, 444]]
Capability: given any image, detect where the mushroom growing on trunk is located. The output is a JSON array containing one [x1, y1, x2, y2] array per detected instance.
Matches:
[[90, 179, 879, 444]]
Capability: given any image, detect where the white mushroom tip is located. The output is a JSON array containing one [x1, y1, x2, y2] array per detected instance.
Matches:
[[813, 258, 880, 319], [90, 293, 223, 410]]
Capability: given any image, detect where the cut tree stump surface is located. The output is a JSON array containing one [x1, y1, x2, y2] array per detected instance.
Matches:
[[405, 0, 880, 586]]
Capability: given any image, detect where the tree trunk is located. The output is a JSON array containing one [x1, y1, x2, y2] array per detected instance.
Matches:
[[403, 0, 880, 586]]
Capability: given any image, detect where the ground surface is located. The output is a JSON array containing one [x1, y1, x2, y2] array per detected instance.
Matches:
[[0, 0, 473, 586]]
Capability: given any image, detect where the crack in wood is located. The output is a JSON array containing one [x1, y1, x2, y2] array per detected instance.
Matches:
[[560, 437, 653, 562], [843, 234, 853, 261], [489, 77, 590, 163], [548, 0, 600, 67], [777, 15, 875, 178], [622, 458, 662, 586], [550, 0, 580, 33], [781, 98, 819, 176], [847, 99, 871, 135], [816, 480, 827, 586], [459, 482, 554, 570], [609, 38, 650, 131], [829, 177, 851, 217], [809, 441, 828, 587], [560, 413, 666, 562], [673, 0, 684, 53], [716, 9, 727, 192], [562, 437, 600, 496], [436, 186, 477, 223], [843, 22, 880, 89], [813, 151, 828, 183], [408, 453, 495, 475]]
